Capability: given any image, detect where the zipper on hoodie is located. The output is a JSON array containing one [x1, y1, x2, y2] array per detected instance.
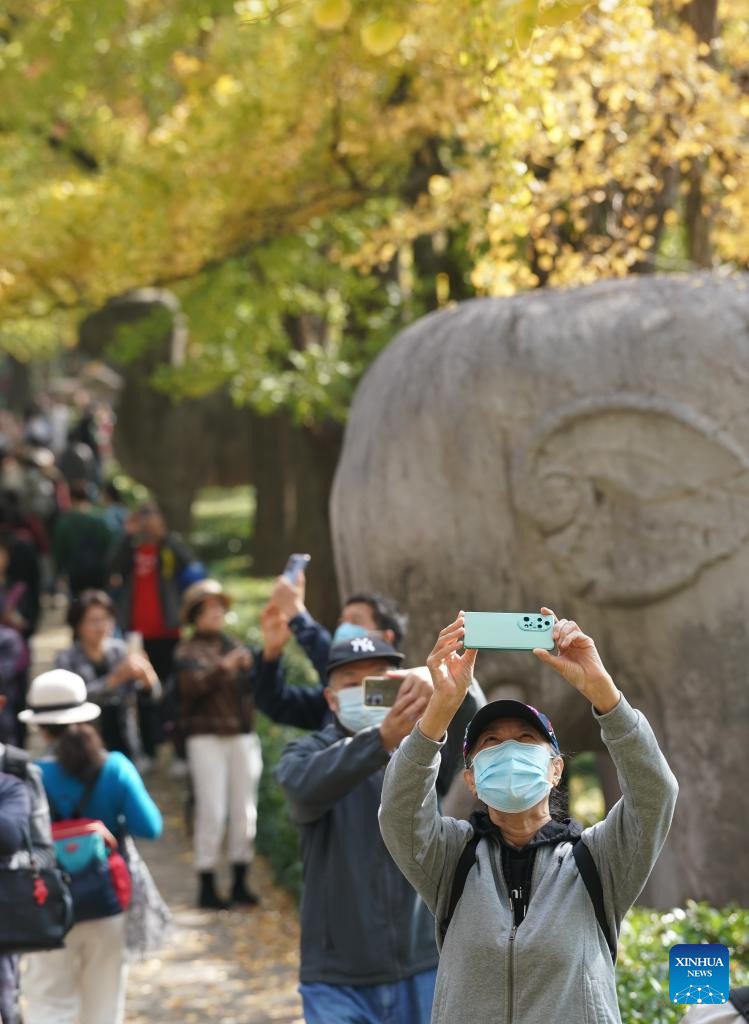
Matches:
[[488, 837, 517, 1024], [506, 920, 517, 1024], [498, 841, 546, 1023]]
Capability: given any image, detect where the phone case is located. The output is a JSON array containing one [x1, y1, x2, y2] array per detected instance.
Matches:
[[463, 612, 555, 651]]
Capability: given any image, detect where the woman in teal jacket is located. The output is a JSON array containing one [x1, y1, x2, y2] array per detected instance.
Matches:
[[19, 669, 162, 1024]]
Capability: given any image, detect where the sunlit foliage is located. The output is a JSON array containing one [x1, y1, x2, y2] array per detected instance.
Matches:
[[1, 0, 746, 418]]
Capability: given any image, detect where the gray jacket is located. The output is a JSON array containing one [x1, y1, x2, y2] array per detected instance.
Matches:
[[276, 722, 438, 986], [379, 694, 678, 1024]]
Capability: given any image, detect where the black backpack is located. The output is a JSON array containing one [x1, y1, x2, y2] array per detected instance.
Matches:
[[441, 832, 616, 963], [0, 746, 74, 953], [730, 988, 749, 1022]]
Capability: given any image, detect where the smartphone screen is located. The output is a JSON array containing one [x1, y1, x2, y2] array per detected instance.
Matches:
[[363, 676, 403, 708]]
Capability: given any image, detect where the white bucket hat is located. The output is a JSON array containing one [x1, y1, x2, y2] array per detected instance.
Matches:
[[19, 669, 101, 726]]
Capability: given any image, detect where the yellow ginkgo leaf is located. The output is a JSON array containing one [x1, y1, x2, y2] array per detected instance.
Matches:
[[536, 0, 591, 28], [361, 17, 405, 57], [512, 0, 539, 49], [312, 0, 352, 31], [514, 13, 537, 50]]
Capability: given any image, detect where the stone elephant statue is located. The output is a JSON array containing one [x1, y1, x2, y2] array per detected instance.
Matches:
[[331, 271, 749, 909]]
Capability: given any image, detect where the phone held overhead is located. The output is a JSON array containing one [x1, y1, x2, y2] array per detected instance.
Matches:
[[282, 553, 311, 582], [462, 612, 555, 652]]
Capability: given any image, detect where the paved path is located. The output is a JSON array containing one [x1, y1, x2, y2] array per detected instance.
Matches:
[[30, 607, 304, 1024]]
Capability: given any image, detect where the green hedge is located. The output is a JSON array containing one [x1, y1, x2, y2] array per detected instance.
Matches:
[[617, 903, 748, 1022]]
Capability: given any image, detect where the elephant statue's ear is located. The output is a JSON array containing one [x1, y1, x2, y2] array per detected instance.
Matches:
[[511, 395, 749, 606]]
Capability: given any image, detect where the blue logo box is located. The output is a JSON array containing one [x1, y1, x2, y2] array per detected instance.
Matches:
[[669, 944, 729, 1005]]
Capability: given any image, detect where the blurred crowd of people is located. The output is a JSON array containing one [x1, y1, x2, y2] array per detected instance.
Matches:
[[0, 394, 738, 1024], [0, 395, 201, 767]]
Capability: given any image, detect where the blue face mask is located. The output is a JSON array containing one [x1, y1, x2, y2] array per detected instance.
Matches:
[[332, 622, 372, 645], [334, 685, 389, 734], [472, 740, 553, 813]]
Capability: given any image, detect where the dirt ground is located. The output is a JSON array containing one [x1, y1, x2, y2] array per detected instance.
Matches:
[[30, 607, 304, 1024]]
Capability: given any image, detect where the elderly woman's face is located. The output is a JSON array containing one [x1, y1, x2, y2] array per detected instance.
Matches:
[[464, 716, 563, 808], [194, 596, 227, 633], [78, 605, 115, 647]]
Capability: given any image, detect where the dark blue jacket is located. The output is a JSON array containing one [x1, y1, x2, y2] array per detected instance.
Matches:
[[276, 721, 438, 986]]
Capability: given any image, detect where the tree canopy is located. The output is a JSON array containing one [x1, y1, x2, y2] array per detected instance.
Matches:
[[1, 0, 747, 421]]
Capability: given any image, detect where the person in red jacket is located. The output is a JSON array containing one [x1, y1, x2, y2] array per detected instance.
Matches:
[[109, 503, 192, 766]]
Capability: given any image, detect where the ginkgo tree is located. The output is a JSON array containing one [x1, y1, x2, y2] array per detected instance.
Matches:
[[1, 0, 747, 416], [0, 0, 596, 360], [2, 0, 746, 612]]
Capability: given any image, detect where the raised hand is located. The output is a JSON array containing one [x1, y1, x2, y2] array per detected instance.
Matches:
[[260, 601, 292, 660], [269, 571, 306, 621], [425, 613, 477, 710], [532, 607, 620, 713]]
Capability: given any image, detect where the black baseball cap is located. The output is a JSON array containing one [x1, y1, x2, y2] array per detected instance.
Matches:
[[326, 634, 405, 677], [464, 699, 561, 765]]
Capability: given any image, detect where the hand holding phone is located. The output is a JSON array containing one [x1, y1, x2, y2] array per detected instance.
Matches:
[[271, 556, 309, 620], [378, 686, 430, 753], [126, 631, 144, 655]]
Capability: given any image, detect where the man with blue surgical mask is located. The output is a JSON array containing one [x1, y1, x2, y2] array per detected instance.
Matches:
[[275, 634, 438, 1024], [256, 573, 485, 801]]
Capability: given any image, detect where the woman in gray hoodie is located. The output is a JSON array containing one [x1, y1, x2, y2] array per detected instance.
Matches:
[[379, 608, 678, 1024]]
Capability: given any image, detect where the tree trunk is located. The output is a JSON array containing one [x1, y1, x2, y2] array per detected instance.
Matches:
[[684, 166, 712, 269], [682, 0, 717, 44], [3, 357, 32, 414], [682, 0, 718, 268], [79, 291, 255, 534], [251, 411, 342, 628]]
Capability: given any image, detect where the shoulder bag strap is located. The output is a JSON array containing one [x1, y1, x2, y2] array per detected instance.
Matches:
[[440, 833, 481, 942], [572, 837, 617, 963], [2, 745, 30, 781]]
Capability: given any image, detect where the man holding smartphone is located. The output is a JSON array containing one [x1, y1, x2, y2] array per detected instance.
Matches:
[[274, 633, 438, 1024], [257, 564, 485, 801]]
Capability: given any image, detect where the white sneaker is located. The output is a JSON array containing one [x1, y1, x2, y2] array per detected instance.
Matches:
[[168, 759, 189, 779]]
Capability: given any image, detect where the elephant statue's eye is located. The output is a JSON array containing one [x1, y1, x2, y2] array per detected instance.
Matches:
[[512, 396, 749, 606]]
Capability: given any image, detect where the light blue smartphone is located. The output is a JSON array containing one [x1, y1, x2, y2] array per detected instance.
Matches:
[[463, 612, 555, 652], [282, 553, 310, 582]]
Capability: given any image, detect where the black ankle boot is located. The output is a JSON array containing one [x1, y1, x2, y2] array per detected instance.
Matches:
[[231, 863, 260, 906], [198, 871, 230, 910]]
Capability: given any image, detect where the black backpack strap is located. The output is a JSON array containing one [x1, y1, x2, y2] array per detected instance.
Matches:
[[730, 987, 749, 1021], [46, 769, 103, 823], [440, 833, 481, 942], [572, 837, 617, 964], [2, 745, 30, 781], [71, 770, 102, 819]]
